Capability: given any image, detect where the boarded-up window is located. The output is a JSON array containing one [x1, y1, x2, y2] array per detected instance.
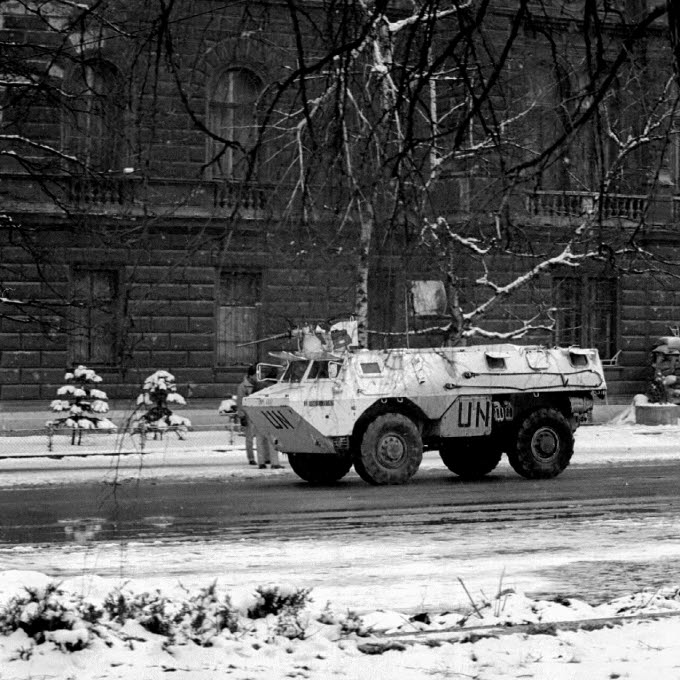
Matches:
[[70, 268, 120, 364], [216, 271, 262, 366], [368, 269, 404, 350], [553, 276, 618, 360]]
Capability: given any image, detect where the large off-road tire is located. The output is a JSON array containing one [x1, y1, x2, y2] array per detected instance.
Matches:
[[287, 452, 353, 484], [438, 439, 503, 480], [507, 408, 574, 479], [353, 413, 423, 485]]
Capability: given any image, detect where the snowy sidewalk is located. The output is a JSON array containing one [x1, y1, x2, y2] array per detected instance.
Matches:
[[0, 424, 678, 489], [1, 422, 680, 460]]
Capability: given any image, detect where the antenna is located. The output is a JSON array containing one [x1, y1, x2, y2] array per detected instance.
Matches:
[[405, 284, 410, 349]]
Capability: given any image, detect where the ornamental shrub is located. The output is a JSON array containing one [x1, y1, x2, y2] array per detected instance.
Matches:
[[47, 365, 116, 443], [134, 370, 191, 439]]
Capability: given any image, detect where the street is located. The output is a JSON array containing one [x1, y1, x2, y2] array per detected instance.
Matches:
[[2, 441, 680, 612], [2, 458, 680, 544]]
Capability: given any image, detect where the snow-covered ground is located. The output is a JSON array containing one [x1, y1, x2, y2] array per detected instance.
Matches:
[[2, 421, 680, 488], [2, 568, 680, 679], [1, 422, 680, 678]]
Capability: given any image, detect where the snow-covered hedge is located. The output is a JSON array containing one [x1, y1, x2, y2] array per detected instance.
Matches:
[[5, 572, 680, 679], [0, 580, 316, 654], [4, 574, 680, 678]]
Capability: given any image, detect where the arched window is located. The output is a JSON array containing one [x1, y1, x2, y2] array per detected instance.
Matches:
[[62, 59, 125, 172], [207, 68, 262, 180]]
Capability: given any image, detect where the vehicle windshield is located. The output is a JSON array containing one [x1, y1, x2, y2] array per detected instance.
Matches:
[[281, 360, 309, 383], [307, 360, 344, 379], [307, 361, 329, 379]]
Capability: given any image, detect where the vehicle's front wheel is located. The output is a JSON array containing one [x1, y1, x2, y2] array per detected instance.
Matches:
[[507, 408, 574, 479], [439, 439, 503, 480], [287, 452, 353, 484], [353, 413, 423, 485]]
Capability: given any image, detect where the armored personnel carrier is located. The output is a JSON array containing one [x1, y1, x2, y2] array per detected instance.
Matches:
[[242, 344, 606, 485]]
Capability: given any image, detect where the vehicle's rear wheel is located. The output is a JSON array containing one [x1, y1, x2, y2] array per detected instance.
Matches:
[[507, 408, 574, 479], [438, 439, 503, 480], [287, 452, 352, 484], [353, 413, 422, 485]]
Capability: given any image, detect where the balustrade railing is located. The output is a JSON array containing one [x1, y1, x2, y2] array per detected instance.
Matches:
[[213, 181, 268, 211], [2, 172, 274, 215], [672, 197, 680, 222], [527, 190, 648, 221], [9, 174, 663, 224], [67, 175, 134, 205]]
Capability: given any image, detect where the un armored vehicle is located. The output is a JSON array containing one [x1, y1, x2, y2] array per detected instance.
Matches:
[[242, 344, 606, 485]]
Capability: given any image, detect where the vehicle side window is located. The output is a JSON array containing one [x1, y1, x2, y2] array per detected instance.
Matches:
[[308, 361, 329, 380], [568, 351, 589, 367], [282, 361, 309, 382], [328, 361, 342, 379]]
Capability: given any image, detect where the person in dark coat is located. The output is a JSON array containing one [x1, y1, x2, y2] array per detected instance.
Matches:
[[236, 365, 281, 468], [236, 365, 258, 465]]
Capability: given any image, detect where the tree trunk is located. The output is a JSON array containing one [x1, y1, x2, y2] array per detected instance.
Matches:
[[669, 0, 680, 88], [355, 201, 374, 348]]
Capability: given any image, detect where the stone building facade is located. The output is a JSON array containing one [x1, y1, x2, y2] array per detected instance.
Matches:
[[0, 1, 678, 403]]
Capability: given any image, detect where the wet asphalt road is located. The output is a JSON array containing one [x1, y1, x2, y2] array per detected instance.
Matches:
[[2, 460, 679, 546]]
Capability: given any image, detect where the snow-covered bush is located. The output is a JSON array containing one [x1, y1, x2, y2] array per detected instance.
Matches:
[[134, 370, 191, 439], [183, 582, 240, 644], [274, 608, 310, 640], [47, 365, 116, 443], [0, 579, 317, 653], [103, 584, 238, 645], [339, 610, 370, 637], [247, 585, 312, 619], [120, 590, 178, 637], [0, 582, 99, 651], [241, 585, 313, 642]]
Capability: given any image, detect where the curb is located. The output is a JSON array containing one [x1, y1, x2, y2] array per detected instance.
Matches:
[[363, 609, 680, 649]]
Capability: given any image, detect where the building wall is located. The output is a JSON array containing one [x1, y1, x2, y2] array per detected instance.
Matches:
[[1, 1, 678, 403]]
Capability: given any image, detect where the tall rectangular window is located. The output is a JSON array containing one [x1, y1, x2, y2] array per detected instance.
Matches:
[[63, 59, 125, 172], [216, 270, 262, 366], [207, 68, 262, 180], [70, 268, 120, 364], [553, 275, 618, 360], [368, 269, 404, 350]]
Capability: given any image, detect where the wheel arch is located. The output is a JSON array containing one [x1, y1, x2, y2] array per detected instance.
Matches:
[[351, 398, 427, 448], [507, 393, 574, 428]]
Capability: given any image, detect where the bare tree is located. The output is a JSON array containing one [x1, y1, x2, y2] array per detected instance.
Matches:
[[244, 0, 679, 351], [2, 0, 679, 366], [0, 0, 238, 366]]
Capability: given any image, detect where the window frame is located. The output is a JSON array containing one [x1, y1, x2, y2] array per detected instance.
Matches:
[[61, 58, 126, 172], [69, 266, 124, 366], [206, 67, 263, 181], [552, 274, 620, 360], [215, 268, 264, 367]]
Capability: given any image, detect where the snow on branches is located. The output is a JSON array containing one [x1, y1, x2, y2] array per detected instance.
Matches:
[[133, 370, 191, 440], [47, 365, 116, 444]]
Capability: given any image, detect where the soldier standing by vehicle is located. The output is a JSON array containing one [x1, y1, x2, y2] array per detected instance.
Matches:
[[237, 365, 281, 469], [236, 365, 258, 466]]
